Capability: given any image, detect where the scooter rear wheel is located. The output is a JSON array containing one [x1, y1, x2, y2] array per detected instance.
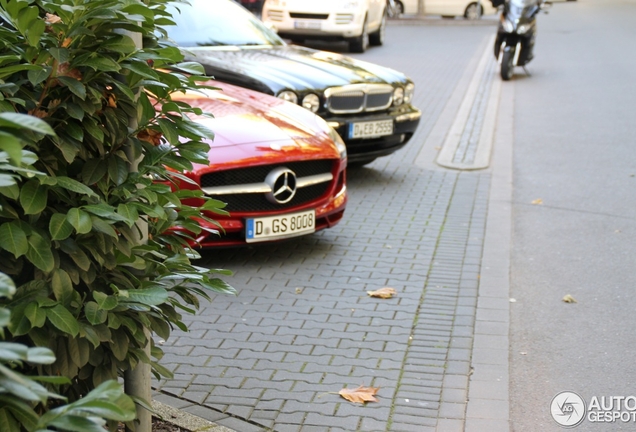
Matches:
[[501, 48, 514, 81]]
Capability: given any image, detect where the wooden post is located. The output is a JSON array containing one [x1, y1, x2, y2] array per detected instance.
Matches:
[[119, 29, 152, 432]]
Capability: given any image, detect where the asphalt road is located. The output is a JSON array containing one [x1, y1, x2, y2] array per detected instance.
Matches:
[[508, 0, 636, 431]]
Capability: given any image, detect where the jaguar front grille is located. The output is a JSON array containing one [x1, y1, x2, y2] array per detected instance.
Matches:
[[325, 84, 394, 114]]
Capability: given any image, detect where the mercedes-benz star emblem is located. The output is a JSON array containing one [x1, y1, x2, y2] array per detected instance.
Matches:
[[265, 167, 297, 204]]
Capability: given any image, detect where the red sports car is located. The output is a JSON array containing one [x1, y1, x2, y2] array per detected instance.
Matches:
[[171, 81, 348, 247]]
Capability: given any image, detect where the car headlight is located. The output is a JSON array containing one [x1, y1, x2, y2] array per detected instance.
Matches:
[[404, 83, 415, 104], [393, 87, 404, 106], [518, 23, 532, 34], [302, 94, 320, 113], [328, 127, 347, 160], [278, 90, 298, 104]]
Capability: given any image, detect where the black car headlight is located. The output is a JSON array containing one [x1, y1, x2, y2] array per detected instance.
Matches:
[[278, 90, 298, 104], [393, 87, 404, 106], [302, 94, 320, 113], [404, 83, 415, 104]]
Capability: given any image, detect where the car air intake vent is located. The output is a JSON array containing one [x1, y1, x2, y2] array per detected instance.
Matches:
[[325, 84, 394, 114], [267, 10, 284, 21], [335, 13, 354, 24], [289, 12, 329, 20]]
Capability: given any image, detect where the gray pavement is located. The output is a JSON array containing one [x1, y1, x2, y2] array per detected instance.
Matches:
[[151, 2, 636, 431], [154, 16, 507, 432]]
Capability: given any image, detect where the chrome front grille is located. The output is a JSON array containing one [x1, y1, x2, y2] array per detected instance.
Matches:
[[199, 160, 335, 212], [325, 84, 394, 114]]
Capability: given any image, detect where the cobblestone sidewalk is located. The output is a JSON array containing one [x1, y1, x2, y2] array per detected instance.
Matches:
[[154, 23, 497, 432]]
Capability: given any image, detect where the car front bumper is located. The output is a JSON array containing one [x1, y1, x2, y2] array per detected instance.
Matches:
[[326, 104, 422, 163]]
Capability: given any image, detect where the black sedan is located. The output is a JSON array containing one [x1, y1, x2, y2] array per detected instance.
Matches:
[[164, 0, 421, 166]]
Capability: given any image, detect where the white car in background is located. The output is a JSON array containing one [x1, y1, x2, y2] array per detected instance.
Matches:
[[262, 0, 387, 53], [425, 0, 498, 19]]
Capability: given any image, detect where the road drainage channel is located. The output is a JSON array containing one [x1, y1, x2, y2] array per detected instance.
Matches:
[[436, 35, 501, 171]]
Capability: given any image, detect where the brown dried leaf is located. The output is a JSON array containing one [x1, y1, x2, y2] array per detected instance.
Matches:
[[138, 129, 163, 146], [339, 385, 379, 404], [562, 294, 577, 303], [45, 13, 62, 25], [367, 287, 397, 299]]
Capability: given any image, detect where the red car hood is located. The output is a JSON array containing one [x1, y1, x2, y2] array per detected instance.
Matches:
[[171, 81, 340, 170]]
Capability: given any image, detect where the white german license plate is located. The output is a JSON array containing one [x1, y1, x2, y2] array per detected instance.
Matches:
[[349, 119, 394, 139], [294, 20, 321, 30], [245, 210, 315, 243]]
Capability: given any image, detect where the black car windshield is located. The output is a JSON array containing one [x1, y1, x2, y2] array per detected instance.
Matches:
[[165, 0, 285, 47]]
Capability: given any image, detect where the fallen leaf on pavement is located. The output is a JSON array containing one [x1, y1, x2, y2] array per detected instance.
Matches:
[[532, 198, 543, 205], [562, 294, 577, 303], [339, 385, 379, 404], [367, 287, 397, 299]]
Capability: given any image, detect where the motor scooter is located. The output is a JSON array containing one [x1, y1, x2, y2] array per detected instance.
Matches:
[[492, 0, 551, 80]]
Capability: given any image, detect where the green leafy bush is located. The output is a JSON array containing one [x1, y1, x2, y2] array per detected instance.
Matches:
[[0, 0, 234, 408], [1, 272, 136, 431]]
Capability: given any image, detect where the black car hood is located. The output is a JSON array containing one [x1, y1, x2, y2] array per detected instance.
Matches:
[[182, 45, 409, 95]]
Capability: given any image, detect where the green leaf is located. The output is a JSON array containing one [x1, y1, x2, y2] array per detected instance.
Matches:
[[24, 302, 46, 328], [25, 347, 55, 364], [0, 112, 54, 135], [0, 308, 10, 327], [78, 56, 121, 72], [26, 232, 54, 272], [0, 184, 20, 200], [122, 60, 159, 80], [49, 213, 74, 241], [49, 47, 69, 63], [27, 65, 51, 86], [93, 292, 118, 311], [48, 415, 107, 432], [81, 159, 107, 185], [0, 273, 16, 298], [101, 34, 137, 54], [157, 118, 179, 145], [55, 176, 97, 197], [0, 174, 17, 188], [25, 18, 45, 47], [89, 216, 117, 238], [0, 222, 28, 258], [51, 269, 74, 305], [173, 61, 205, 75], [109, 331, 128, 361], [125, 287, 169, 306], [85, 302, 107, 325], [67, 208, 92, 234], [0, 133, 23, 163], [46, 304, 79, 337], [58, 76, 87, 100], [19, 180, 47, 215], [116, 203, 138, 227], [108, 156, 128, 186]]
